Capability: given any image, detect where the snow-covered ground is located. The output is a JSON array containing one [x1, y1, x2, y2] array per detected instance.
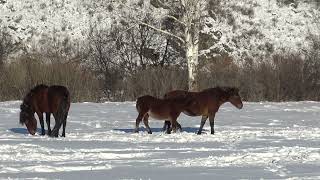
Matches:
[[0, 101, 320, 179]]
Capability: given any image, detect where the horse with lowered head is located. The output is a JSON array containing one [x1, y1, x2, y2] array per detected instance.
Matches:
[[164, 86, 243, 135], [19, 84, 70, 137], [134, 95, 192, 134]]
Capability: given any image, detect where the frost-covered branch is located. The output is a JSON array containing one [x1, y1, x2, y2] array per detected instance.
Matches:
[[164, 15, 186, 27], [150, 0, 172, 10], [138, 21, 185, 43], [115, 24, 137, 42]]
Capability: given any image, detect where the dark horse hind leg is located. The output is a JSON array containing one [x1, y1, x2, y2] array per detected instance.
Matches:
[[163, 121, 171, 134], [162, 121, 169, 132], [46, 113, 51, 136], [51, 112, 63, 137], [163, 121, 182, 134], [134, 113, 144, 133], [209, 113, 216, 134], [62, 113, 68, 137], [169, 113, 180, 133], [197, 115, 208, 135], [143, 114, 152, 134]]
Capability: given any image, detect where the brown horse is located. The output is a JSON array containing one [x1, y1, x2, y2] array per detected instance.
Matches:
[[164, 87, 243, 134], [19, 84, 70, 137], [134, 95, 191, 134]]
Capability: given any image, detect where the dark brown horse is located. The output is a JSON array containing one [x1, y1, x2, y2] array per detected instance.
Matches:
[[134, 95, 191, 134], [164, 87, 243, 134], [19, 84, 70, 137]]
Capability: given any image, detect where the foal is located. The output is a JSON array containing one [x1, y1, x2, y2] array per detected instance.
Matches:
[[164, 87, 243, 134], [134, 95, 191, 134]]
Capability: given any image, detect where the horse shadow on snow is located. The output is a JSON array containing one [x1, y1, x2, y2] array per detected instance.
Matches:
[[9, 128, 43, 135], [114, 127, 205, 134]]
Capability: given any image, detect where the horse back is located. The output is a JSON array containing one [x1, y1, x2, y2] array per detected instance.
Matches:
[[164, 90, 188, 99]]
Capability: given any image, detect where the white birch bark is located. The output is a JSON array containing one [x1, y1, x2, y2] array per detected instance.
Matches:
[[184, 0, 201, 90], [143, 0, 204, 90]]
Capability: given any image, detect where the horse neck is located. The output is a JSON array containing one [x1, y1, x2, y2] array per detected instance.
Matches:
[[208, 88, 230, 104], [22, 93, 34, 112]]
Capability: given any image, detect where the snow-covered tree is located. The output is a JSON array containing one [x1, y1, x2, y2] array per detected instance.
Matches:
[[132, 0, 208, 91]]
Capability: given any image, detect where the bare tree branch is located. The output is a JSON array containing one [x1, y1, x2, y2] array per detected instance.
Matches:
[[138, 21, 185, 44], [150, 0, 173, 10], [115, 24, 137, 43], [164, 15, 186, 27]]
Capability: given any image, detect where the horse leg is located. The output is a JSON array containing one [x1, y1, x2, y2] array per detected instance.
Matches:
[[171, 119, 178, 133], [62, 113, 68, 137], [46, 113, 51, 136], [197, 115, 208, 135], [166, 121, 171, 134], [162, 121, 168, 132], [170, 114, 179, 133], [51, 113, 63, 137], [209, 113, 216, 135], [134, 113, 144, 133], [143, 114, 152, 134], [37, 112, 45, 135], [177, 122, 182, 132], [164, 121, 181, 133]]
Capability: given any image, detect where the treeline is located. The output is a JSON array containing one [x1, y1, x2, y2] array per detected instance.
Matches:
[[197, 51, 320, 101], [0, 27, 319, 102]]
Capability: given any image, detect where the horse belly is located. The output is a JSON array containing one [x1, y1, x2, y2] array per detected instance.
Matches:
[[148, 110, 168, 120], [183, 110, 198, 116]]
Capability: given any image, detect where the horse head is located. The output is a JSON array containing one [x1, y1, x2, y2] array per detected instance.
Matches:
[[20, 103, 37, 135], [227, 87, 243, 109]]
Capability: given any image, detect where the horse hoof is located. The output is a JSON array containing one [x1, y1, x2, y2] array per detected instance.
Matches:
[[50, 133, 58, 138], [148, 131, 152, 134], [197, 132, 202, 135]]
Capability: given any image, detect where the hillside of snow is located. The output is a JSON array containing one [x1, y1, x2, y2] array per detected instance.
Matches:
[[202, 0, 320, 60], [1, 0, 319, 60], [0, 101, 320, 179]]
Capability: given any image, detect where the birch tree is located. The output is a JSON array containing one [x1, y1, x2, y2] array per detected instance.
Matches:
[[137, 0, 207, 91]]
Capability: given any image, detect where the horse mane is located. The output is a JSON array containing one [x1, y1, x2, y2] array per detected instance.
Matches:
[[202, 86, 239, 98], [20, 84, 49, 124], [219, 86, 239, 94]]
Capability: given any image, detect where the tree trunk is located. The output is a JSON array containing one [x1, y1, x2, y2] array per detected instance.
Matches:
[[185, 1, 200, 91], [186, 32, 199, 91]]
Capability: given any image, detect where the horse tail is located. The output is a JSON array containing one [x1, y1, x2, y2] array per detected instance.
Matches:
[[57, 89, 70, 121], [136, 96, 142, 112], [136, 96, 151, 113]]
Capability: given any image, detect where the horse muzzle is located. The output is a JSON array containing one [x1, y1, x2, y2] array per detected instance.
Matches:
[[237, 103, 243, 109], [25, 120, 37, 135]]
